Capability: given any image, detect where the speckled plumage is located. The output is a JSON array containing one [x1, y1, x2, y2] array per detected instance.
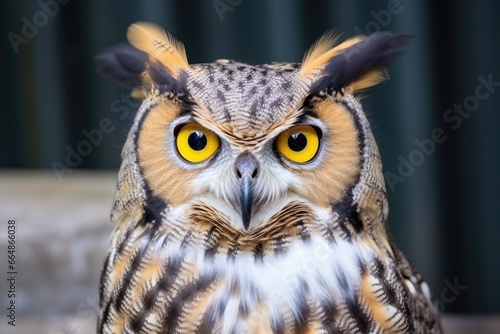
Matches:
[[96, 22, 441, 333]]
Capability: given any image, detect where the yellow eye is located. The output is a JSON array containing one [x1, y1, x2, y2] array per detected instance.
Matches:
[[275, 125, 320, 163], [175, 123, 219, 163]]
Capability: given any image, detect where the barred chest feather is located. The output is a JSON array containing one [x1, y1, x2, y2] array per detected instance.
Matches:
[[161, 236, 373, 333], [99, 203, 419, 334]]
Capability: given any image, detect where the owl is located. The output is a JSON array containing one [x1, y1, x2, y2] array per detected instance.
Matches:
[[95, 22, 441, 333]]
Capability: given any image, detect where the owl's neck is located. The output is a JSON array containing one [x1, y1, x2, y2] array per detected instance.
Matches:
[[142, 194, 389, 259]]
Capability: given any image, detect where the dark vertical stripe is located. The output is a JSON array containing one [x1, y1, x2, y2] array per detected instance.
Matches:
[[204, 226, 219, 249], [130, 256, 183, 331], [340, 99, 366, 171], [324, 323, 344, 334], [180, 229, 194, 249], [238, 300, 250, 318], [373, 258, 396, 305], [273, 235, 287, 256], [331, 186, 364, 239], [338, 223, 353, 240], [204, 226, 219, 264], [133, 103, 156, 149], [346, 298, 370, 333], [404, 304, 415, 332], [325, 225, 336, 244], [162, 273, 217, 333], [295, 220, 311, 242], [327, 99, 368, 237], [115, 209, 164, 312], [270, 314, 286, 334], [321, 299, 341, 334], [293, 280, 311, 334], [98, 251, 111, 308], [98, 301, 112, 334], [254, 242, 264, 263], [227, 245, 238, 261], [116, 227, 134, 256], [349, 209, 363, 234], [143, 194, 167, 224], [197, 297, 227, 334], [116, 246, 146, 311]]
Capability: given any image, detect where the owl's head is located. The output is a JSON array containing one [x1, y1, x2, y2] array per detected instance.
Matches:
[[96, 23, 410, 238]]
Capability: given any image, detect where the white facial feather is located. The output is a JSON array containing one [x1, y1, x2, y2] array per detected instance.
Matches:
[[189, 146, 302, 229]]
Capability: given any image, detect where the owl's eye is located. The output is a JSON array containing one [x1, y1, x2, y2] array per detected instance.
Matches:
[[275, 125, 321, 163], [175, 123, 219, 163]]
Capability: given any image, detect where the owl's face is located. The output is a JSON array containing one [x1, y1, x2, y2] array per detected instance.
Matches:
[[136, 61, 363, 231], [97, 23, 410, 236]]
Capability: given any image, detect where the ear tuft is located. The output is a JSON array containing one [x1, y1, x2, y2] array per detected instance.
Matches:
[[127, 22, 190, 76], [95, 44, 148, 89], [95, 22, 190, 96], [305, 32, 413, 94], [301, 33, 362, 76]]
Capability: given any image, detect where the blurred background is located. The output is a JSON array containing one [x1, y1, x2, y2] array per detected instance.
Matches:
[[1, 0, 499, 332]]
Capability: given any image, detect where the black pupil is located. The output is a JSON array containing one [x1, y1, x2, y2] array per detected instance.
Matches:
[[288, 133, 307, 152], [188, 131, 207, 151]]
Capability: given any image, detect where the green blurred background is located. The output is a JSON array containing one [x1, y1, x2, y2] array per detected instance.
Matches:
[[2, 0, 499, 316]]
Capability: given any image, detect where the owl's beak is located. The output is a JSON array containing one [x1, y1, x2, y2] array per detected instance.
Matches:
[[235, 153, 259, 230], [240, 175, 253, 230]]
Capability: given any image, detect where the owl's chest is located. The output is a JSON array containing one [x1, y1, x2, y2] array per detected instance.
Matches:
[[158, 236, 375, 332]]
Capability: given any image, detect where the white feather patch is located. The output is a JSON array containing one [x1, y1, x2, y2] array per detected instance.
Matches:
[[160, 235, 375, 332], [420, 281, 432, 301]]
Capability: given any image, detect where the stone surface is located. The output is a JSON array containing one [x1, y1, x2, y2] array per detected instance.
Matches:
[[441, 315, 500, 334], [0, 170, 115, 325]]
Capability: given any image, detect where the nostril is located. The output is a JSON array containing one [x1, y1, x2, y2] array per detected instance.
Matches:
[[251, 169, 258, 179], [236, 167, 257, 179]]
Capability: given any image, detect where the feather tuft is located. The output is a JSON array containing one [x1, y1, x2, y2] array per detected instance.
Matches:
[[127, 22, 190, 76], [94, 44, 148, 88], [301, 32, 363, 76], [307, 32, 413, 94]]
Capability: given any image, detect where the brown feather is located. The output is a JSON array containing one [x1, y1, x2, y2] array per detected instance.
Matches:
[[350, 69, 389, 92], [300, 33, 362, 76], [127, 22, 190, 76]]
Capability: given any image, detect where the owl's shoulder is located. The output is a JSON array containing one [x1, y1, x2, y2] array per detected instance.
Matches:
[[391, 243, 443, 333]]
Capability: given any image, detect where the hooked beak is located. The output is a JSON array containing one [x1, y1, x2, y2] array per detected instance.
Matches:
[[240, 174, 253, 230], [235, 153, 259, 230]]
